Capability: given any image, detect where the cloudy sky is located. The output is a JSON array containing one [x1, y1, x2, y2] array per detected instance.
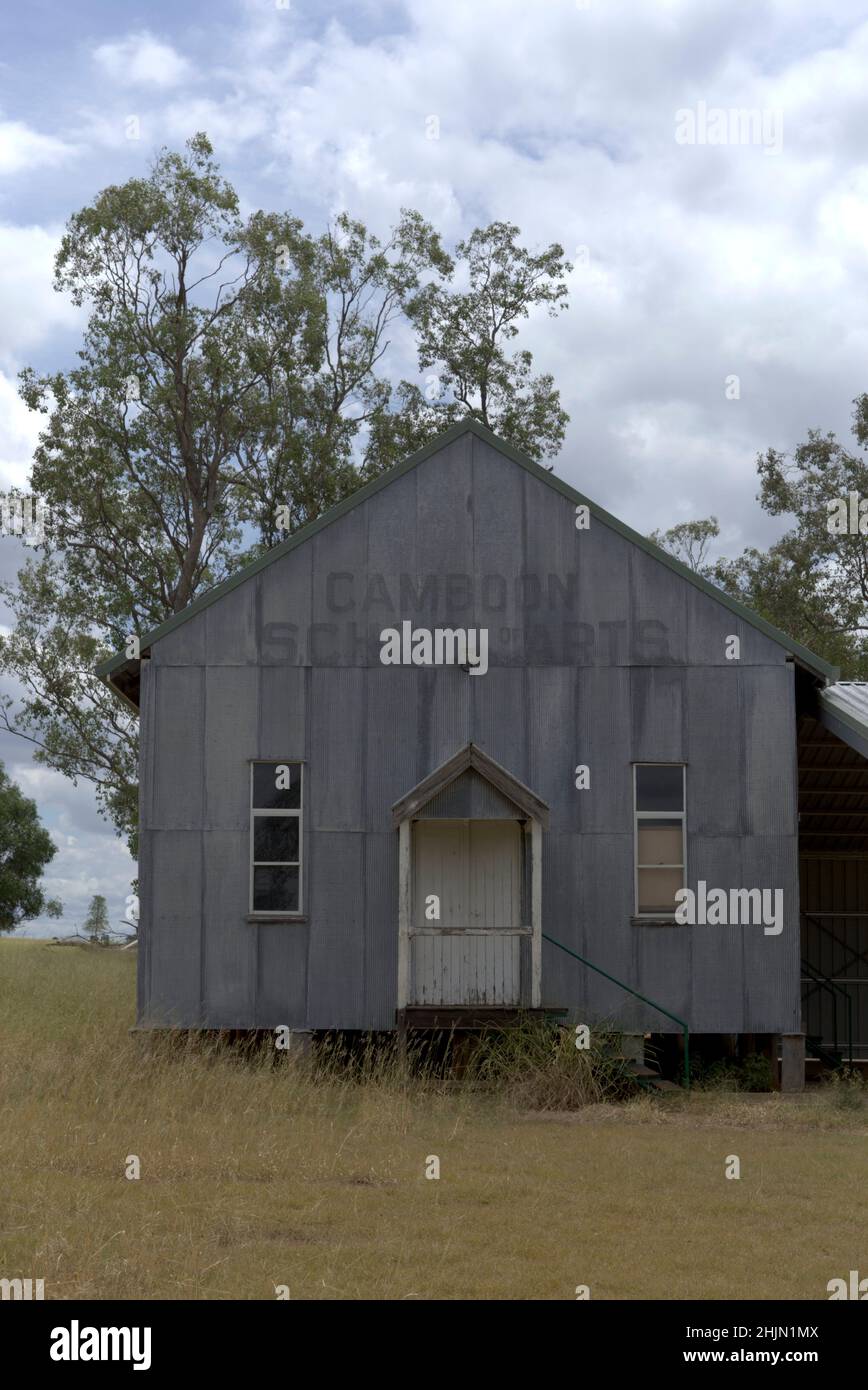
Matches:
[[2, 0, 867, 933]]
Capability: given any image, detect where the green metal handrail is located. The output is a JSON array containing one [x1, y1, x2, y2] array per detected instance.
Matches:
[[801, 957, 854, 1070], [801, 912, 857, 1070], [542, 931, 690, 1090]]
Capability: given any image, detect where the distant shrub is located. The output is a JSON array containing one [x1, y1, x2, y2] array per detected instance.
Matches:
[[825, 1068, 865, 1111], [694, 1057, 743, 1092], [462, 1016, 638, 1110], [693, 1051, 773, 1093], [741, 1052, 774, 1092]]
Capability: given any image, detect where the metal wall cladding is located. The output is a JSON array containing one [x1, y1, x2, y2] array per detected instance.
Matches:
[[420, 769, 522, 820], [138, 430, 802, 1033]]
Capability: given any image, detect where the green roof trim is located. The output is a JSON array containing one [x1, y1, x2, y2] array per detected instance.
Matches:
[[818, 684, 868, 754], [820, 703, 868, 749], [96, 417, 839, 696]]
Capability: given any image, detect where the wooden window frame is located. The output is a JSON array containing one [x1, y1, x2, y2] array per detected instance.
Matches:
[[249, 761, 304, 917], [633, 763, 686, 920]]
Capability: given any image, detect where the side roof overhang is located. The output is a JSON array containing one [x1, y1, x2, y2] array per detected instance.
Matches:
[[818, 682, 868, 761], [95, 417, 840, 711], [391, 743, 550, 829]]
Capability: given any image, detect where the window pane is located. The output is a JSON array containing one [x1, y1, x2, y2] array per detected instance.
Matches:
[[637, 821, 682, 866], [636, 765, 683, 812], [253, 762, 301, 809], [637, 867, 684, 914], [254, 816, 299, 863], [253, 865, 299, 912]]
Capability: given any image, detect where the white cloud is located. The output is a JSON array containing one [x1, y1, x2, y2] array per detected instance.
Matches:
[[56, 0, 864, 556], [0, 224, 79, 368], [93, 32, 191, 89], [0, 224, 79, 489], [207, 1, 868, 550], [0, 120, 76, 176], [5, 2, 868, 548], [0, 372, 41, 490], [161, 96, 270, 150]]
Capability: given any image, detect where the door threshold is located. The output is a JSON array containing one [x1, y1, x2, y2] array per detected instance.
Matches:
[[397, 1006, 567, 1031]]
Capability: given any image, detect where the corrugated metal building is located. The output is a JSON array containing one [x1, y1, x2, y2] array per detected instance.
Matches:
[[98, 420, 867, 1088]]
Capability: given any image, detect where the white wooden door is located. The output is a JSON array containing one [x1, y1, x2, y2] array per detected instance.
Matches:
[[410, 820, 525, 1006]]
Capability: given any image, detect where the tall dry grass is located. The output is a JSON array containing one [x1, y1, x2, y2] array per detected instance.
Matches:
[[2, 939, 867, 1300]]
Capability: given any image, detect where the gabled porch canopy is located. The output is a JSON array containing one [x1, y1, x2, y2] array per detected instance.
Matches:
[[392, 743, 548, 1015], [391, 742, 550, 829]]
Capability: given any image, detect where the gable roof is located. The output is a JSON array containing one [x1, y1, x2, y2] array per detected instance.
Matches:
[[391, 742, 550, 828], [96, 417, 839, 707]]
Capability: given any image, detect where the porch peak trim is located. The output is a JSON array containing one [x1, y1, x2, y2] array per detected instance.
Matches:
[[391, 742, 550, 829]]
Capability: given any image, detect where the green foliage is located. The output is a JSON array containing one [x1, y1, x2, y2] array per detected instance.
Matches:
[[740, 1052, 775, 1092], [824, 1067, 865, 1111], [709, 405, 868, 677], [386, 221, 571, 463], [83, 893, 111, 945], [463, 1018, 636, 1110], [649, 517, 720, 575], [692, 1051, 774, 1092], [0, 558, 139, 851], [0, 139, 570, 850], [691, 1056, 743, 1092], [0, 761, 61, 933], [652, 397, 868, 677]]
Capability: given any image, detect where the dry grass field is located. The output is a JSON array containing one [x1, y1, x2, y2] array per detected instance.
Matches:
[[1, 937, 866, 1301]]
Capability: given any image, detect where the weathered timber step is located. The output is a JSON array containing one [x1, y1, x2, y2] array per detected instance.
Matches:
[[397, 1006, 568, 1032], [622, 1058, 682, 1091]]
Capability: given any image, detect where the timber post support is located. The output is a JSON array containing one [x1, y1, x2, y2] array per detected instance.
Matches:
[[780, 1033, 805, 1093]]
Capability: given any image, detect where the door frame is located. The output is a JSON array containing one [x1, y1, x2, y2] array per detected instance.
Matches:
[[396, 813, 542, 1009]]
